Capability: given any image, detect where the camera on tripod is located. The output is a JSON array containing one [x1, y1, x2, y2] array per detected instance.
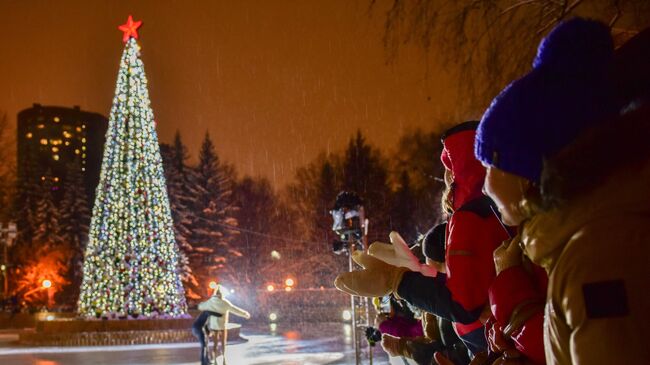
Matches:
[[329, 191, 365, 254]]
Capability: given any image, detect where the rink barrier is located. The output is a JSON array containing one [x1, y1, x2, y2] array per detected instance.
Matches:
[[18, 318, 241, 346]]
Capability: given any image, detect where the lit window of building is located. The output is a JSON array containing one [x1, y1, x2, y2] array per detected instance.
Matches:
[[82, 146, 86, 151], [18, 104, 108, 209], [81, 137, 87, 143], [82, 153, 86, 158], [81, 167, 86, 172]]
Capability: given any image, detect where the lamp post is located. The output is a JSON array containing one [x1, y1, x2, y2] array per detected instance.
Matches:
[[42, 279, 53, 309]]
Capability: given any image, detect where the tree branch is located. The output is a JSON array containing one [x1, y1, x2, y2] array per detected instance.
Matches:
[[536, 0, 584, 34], [609, 0, 622, 27], [501, 0, 544, 16]]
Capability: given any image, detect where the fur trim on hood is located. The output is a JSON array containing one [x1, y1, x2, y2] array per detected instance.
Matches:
[[523, 104, 650, 269], [540, 103, 650, 210]]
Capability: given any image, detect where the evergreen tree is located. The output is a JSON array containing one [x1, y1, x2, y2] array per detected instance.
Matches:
[[232, 176, 278, 306], [59, 159, 91, 304], [190, 132, 239, 294], [283, 153, 347, 288], [315, 160, 341, 241], [160, 134, 198, 299], [13, 171, 70, 306], [14, 183, 36, 247], [33, 171, 63, 246], [342, 130, 392, 242], [14, 156, 40, 247], [10, 154, 38, 300], [392, 128, 446, 232], [390, 171, 418, 243], [78, 20, 187, 318]]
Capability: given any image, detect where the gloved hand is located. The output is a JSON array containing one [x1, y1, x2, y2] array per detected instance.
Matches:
[[334, 250, 408, 297], [493, 238, 522, 275], [380, 333, 406, 357], [369, 231, 438, 277]]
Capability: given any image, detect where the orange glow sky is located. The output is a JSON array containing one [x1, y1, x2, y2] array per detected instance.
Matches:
[[1, 0, 477, 186]]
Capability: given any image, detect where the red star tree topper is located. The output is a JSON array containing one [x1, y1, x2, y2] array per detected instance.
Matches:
[[118, 15, 142, 42]]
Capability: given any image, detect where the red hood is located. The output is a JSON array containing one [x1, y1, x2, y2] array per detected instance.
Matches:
[[441, 128, 486, 210]]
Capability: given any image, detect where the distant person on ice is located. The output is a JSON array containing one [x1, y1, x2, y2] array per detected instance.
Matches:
[[197, 286, 251, 365]]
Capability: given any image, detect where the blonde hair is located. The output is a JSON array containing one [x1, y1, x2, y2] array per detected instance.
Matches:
[[440, 168, 455, 215]]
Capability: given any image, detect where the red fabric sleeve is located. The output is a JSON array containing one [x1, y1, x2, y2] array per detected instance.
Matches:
[[489, 266, 540, 324], [511, 310, 546, 365], [489, 265, 547, 365], [445, 211, 507, 311]]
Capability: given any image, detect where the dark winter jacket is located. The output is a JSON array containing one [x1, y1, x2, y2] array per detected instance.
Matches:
[[397, 123, 510, 354]]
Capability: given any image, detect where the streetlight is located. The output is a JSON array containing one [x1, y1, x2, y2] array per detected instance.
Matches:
[[342, 309, 352, 321], [285, 278, 295, 287], [208, 281, 219, 296], [42, 279, 53, 309], [266, 284, 275, 292]]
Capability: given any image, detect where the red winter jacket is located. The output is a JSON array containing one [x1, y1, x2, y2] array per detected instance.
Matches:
[[443, 123, 510, 337], [488, 259, 548, 364], [397, 122, 509, 353]]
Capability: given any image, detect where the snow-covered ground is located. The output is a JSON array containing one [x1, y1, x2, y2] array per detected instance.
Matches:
[[0, 322, 395, 365]]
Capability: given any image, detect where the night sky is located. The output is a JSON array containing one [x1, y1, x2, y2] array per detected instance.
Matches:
[[0, 1, 477, 186]]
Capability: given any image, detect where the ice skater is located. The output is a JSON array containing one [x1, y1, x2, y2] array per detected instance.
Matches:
[[197, 286, 251, 365]]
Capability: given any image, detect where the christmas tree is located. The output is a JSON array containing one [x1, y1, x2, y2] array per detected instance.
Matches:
[[78, 16, 187, 318]]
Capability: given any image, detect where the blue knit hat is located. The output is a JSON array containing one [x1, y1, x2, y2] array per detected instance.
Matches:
[[475, 18, 618, 182]]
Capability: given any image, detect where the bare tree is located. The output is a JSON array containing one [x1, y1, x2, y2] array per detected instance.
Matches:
[[371, 0, 650, 111]]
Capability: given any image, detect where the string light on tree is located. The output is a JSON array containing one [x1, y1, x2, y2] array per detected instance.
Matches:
[[78, 15, 187, 319]]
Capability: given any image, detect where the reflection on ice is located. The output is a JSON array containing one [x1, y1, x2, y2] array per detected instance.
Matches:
[[0, 322, 390, 364]]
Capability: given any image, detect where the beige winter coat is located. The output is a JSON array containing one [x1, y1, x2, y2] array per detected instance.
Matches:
[[198, 296, 250, 331], [520, 116, 650, 364]]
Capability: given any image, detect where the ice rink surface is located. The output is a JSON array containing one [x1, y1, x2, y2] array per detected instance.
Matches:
[[0, 322, 394, 365]]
